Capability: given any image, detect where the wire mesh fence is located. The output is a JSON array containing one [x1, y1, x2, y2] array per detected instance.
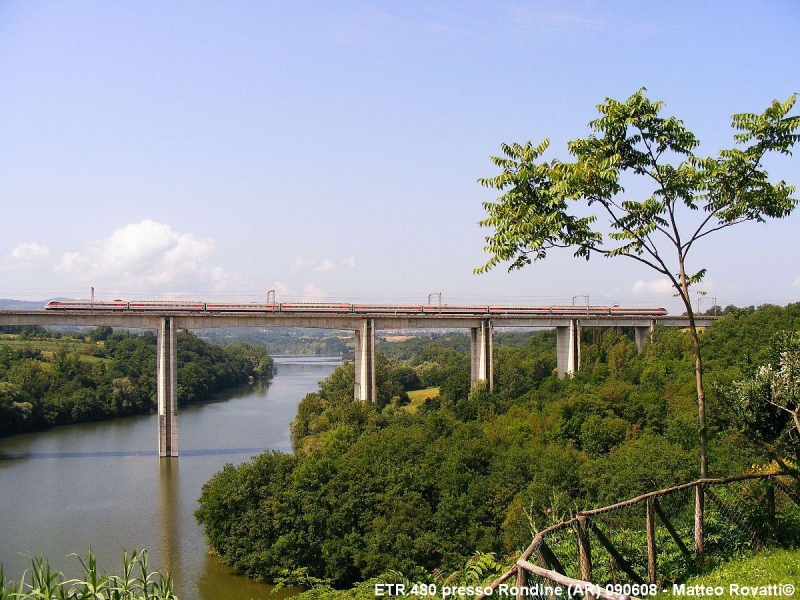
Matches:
[[479, 473, 800, 600]]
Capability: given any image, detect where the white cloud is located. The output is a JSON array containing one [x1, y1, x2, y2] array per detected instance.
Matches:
[[11, 242, 50, 261], [290, 255, 355, 274], [3, 242, 51, 271], [793, 277, 800, 288], [632, 279, 675, 296], [54, 220, 215, 286]]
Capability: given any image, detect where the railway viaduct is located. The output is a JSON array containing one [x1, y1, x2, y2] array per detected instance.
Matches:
[[0, 309, 716, 457]]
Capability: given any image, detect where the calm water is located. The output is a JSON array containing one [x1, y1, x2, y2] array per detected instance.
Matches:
[[0, 355, 341, 599]]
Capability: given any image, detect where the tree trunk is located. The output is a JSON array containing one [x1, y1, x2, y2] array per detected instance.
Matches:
[[689, 318, 708, 478], [676, 266, 709, 478], [678, 265, 708, 563]]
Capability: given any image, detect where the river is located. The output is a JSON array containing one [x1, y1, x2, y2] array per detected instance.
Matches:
[[0, 355, 341, 599]]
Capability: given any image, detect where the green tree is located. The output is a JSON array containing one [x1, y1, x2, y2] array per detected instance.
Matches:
[[729, 331, 800, 471], [476, 90, 799, 484], [88, 325, 114, 341]]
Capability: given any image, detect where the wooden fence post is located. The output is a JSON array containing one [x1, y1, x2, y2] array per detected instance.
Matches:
[[694, 484, 704, 565], [646, 498, 657, 584], [516, 565, 527, 600], [766, 480, 776, 540], [538, 541, 567, 575], [589, 521, 645, 584], [577, 516, 593, 598], [653, 498, 691, 559]]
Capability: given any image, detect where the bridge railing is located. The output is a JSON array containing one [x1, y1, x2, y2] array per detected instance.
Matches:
[[477, 472, 800, 600]]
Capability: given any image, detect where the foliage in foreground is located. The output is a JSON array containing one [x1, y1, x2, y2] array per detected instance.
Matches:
[[292, 552, 509, 600], [0, 549, 177, 600], [290, 548, 800, 600]]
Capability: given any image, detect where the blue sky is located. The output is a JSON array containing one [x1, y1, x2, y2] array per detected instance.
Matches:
[[1, 1, 798, 313]]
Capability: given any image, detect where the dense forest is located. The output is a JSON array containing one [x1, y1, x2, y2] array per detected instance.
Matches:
[[195, 304, 800, 589], [0, 326, 273, 436]]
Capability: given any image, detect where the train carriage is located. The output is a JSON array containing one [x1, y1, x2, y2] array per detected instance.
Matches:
[[128, 300, 206, 311], [44, 300, 129, 311], [352, 304, 423, 314], [279, 302, 353, 313], [421, 305, 489, 314], [609, 306, 667, 316], [205, 302, 279, 312], [488, 305, 553, 315]]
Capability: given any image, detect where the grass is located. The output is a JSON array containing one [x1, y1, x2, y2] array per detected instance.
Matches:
[[77, 354, 111, 364], [666, 548, 800, 595], [405, 387, 440, 412], [384, 335, 414, 342]]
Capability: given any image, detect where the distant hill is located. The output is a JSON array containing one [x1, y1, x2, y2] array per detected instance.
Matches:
[[0, 298, 52, 311]]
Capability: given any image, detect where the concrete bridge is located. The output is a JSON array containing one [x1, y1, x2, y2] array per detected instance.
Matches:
[[0, 309, 716, 457]]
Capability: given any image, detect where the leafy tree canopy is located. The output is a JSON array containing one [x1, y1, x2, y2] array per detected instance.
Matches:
[[476, 90, 798, 290]]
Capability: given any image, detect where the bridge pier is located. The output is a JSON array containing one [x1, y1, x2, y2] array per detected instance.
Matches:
[[157, 317, 178, 457], [635, 321, 656, 351], [556, 319, 580, 378], [354, 318, 376, 402], [470, 319, 494, 390]]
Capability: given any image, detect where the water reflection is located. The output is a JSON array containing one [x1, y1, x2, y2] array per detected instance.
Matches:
[[204, 380, 272, 403], [158, 459, 180, 576]]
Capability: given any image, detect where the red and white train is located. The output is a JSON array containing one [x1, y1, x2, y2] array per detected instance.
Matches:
[[44, 300, 667, 317]]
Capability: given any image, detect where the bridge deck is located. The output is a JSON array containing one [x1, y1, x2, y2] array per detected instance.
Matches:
[[0, 310, 716, 330]]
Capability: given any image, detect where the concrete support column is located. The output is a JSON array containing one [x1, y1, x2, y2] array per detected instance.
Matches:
[[470, 319, 494, 390], [634, 321, 655, 351], [354, 318, 376, 402], [556, 319, 580, 378], [157, 317, 178, 457]]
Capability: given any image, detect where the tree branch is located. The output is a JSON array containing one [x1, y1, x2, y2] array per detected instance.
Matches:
[[682, 207, 725, 257], [684, 216, 751, 255], [683, 144, 769, 257], [588, 246, 672, 277], [595, 199, 675, 278], [764, 400, 800, 435]]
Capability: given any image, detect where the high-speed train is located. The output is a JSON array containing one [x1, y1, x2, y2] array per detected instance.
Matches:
[[44, 300, 668, 317]]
